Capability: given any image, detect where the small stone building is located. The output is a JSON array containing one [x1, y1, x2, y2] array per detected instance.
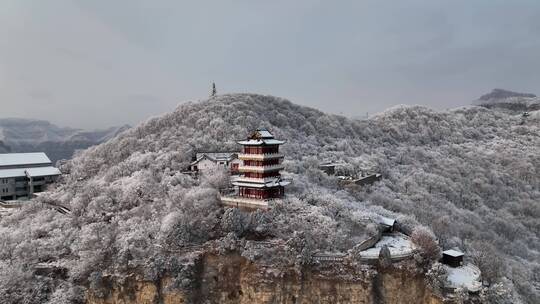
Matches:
[[442, 249, 464, 268], [318, 163, 337, 175], [376, 216, 397, 233]]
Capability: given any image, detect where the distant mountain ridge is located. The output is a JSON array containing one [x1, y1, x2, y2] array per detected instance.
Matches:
[[0, 118, 130, 163], [473, 88, 540, 113], [478, 88, 536, 101]]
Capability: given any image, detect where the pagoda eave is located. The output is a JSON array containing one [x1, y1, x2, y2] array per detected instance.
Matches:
[[237, 139, 285, 146], [238, 153, 284, 160], [232, 181, 288, 188], [238, 164, 284, 173]]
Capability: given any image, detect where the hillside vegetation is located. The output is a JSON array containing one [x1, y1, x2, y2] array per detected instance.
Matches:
[[0, 94, 538, 303]]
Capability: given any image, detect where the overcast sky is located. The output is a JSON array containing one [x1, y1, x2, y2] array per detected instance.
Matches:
[[1, 0, 540, 129]]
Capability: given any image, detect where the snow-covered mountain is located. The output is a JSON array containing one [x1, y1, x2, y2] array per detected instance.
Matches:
[[473, 88, 540, 113], [0, 118, 130, 163], [1, 94, 538, 303]]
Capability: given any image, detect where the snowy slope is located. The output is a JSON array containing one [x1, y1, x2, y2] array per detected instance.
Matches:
[[528, 110, 540, 120], [0, 93, 537, 303]]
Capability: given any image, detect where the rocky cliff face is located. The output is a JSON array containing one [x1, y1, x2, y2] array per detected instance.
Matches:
[[86, 253, 443, 304]]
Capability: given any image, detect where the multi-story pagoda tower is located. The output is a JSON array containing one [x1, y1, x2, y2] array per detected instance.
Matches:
[[221, 128, 289, 209]]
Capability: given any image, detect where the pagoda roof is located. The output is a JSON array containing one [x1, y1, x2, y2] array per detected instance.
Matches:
[[237, 139, 285, 145], [443, 249, 464, 257], [238, 128, 284, 145], [232, 177, 290, 188], [250, 128, 274, 139], [232, 181, 290, 188]]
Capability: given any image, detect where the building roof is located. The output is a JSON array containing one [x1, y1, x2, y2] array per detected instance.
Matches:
[[232, 178, 290, 188], [238, 128, 285, 145], [25, 167, 62, 177], [191, 152, 238, 166], [237, 139, 285, 146], [0, 168, 26, 178], [254, 128, 274, 139], [0, 166, 61, 178], [443, 249, 464, 257], [231, 182, 269, 188], [195, 152, 238, 162], [319, 161, 347, 167], [0, 152, 52, 167], [377, 216, 396, 227], [247, 128, 275, 139]]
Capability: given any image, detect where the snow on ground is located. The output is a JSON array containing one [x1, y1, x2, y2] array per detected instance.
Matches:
[[528, 110, 540, 120], [359, 232, 415, 259], [445, 264, 482, 292]]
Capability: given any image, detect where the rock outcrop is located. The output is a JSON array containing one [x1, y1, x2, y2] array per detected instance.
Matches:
[[86, 253, 443, 304]]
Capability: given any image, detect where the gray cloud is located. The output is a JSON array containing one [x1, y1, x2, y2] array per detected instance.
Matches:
[[0, 0, 539, 128]]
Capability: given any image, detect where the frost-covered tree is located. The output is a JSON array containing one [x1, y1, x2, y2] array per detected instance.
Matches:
[[0, 93, 538, 302], [411, 226, 441, 264]]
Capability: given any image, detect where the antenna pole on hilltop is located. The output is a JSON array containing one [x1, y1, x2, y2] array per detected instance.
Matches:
[[211, 82, 217, 97]]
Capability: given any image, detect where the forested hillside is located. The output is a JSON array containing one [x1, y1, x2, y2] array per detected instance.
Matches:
[[0, 94, 538, 303]]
